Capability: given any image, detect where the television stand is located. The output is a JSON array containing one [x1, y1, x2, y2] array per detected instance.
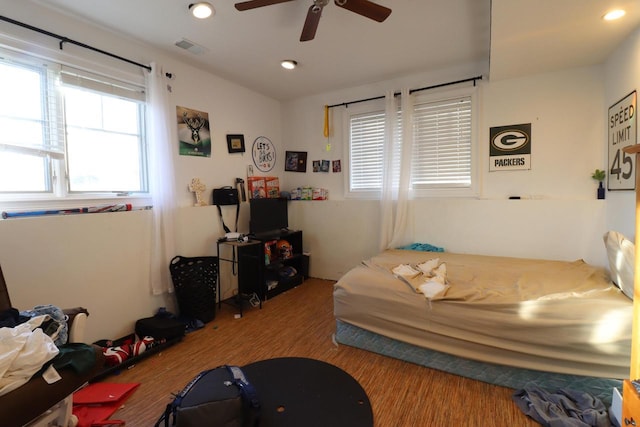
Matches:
[[253, 229, 306, 300], [216, 238, 263, 317]]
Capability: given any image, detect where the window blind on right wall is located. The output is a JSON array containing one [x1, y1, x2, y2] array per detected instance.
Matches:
[[411, 96, 472, 188], [349, 110, 386, 192]]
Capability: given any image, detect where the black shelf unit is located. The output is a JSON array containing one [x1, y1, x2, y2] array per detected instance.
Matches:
[[219, 230, 306, 305], [252, 229, 305, 300]]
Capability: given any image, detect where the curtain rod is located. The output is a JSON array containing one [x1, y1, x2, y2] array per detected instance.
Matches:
[[0, 15, 152, 72], [327, 75, 483, 109]]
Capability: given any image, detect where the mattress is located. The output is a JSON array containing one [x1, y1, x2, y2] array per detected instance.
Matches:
[[333, 249, 632, 380]]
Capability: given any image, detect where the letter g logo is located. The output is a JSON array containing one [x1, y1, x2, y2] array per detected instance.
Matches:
[[491, 130, 529, 151]]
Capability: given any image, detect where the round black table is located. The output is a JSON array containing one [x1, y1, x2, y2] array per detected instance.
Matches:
[[242, 357, 373, 427]]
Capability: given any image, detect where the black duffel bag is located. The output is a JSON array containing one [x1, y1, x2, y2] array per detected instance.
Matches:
[[212, 186, 239, 206]]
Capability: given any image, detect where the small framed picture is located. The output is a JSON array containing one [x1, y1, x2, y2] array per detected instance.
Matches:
[[226, 134, 245, 153], [285, 151, 308, 172]]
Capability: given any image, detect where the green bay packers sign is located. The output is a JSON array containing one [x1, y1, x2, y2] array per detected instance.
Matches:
[[489, 123, 531, 171], [608, 91, 636, 191]]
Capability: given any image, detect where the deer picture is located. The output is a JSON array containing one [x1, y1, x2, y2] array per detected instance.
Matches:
[[183, 111, 206, 145]]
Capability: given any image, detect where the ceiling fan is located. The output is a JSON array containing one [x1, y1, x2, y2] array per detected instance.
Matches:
[[234, 0, 392, 42]]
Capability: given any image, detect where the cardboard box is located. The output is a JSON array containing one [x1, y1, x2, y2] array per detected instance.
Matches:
[[265, 177, 280, 198], [312, 188, 328, 200], [248, 177, 266, 199], [301, 186, 312, 200]]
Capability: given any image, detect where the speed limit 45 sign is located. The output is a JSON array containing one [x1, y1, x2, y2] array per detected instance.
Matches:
[[608, 91, 637, 190]]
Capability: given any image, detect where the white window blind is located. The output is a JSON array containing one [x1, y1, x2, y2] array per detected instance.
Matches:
[[60, 66, 146, 102], [349, 110, 385, 191], [0, 58, 63, 192], [347, 92, 474, 197], [411, 96, 472, 188]]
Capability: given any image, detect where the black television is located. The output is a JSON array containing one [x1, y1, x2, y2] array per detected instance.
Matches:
[[249, 198, 288, 236]]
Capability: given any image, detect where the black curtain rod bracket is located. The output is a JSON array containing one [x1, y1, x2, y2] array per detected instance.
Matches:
[[0, 15, 152, 72], [328, 75, 483, 109]]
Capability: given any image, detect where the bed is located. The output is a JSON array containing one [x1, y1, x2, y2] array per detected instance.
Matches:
[[333, 237, 634, 402]]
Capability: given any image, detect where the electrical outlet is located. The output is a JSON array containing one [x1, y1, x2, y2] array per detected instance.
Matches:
[[247, 165, 254, 177]]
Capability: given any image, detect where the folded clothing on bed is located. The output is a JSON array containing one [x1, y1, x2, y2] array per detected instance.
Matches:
[[391, 258, 448, 299]]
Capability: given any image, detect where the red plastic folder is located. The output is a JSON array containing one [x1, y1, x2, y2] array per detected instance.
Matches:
[[73, 383, 139, 427]]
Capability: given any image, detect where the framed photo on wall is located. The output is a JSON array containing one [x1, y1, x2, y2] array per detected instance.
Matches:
[[285, 151, 307, 172], [226, 134, 245, 153]]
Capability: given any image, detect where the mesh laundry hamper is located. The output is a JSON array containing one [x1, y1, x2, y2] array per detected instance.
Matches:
[[169, 255, 218, 323]]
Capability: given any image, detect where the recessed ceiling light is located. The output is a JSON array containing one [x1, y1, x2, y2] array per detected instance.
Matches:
[[603, 9, 625, 21], [281, 60, 298, 70], [190, 2, 214, 19]]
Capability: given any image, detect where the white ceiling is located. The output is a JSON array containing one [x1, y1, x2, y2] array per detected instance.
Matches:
[[22, 0, 640, 100]]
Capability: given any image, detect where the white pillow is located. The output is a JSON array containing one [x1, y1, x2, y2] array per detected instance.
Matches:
[[603, 231, 635, 300]]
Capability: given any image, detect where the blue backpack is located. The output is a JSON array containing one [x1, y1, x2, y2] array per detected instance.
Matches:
[[155, 365, 260, 427]]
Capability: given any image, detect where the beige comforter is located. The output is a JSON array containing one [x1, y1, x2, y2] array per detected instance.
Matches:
[[333, 249, 632, 379]]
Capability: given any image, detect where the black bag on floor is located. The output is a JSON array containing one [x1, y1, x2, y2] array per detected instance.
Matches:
[[135, 316, 185, 342], [155, 365, 260, 427]]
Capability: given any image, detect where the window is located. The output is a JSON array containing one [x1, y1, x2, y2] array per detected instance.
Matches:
[[411, 96, 472, 189], [349, 110, 385, 192], [346, 88, 476, 198], [0, 59, 59, 193], [0, 49, 147, 204]]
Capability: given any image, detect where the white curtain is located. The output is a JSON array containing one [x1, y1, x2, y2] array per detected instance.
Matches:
[[147, 63, 177, 295], [379, 88, 414, 251], [379, 90, 398, 250]]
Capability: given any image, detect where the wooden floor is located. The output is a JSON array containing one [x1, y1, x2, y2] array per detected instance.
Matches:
[[102, 278, 538, 426]]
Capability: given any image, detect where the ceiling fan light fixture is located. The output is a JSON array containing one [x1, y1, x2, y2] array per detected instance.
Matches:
[[189, 2, 214, 19], [603, 9, 625, 21], [281, 60, 298, 70]]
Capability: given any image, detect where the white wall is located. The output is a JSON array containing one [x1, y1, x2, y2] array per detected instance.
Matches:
[[284, 62, 618, 279], [481, 66, 605, 200], [285, 27, 640, 279], [603, 27, 640, 241], [1, 2, 638, 341], [0, 2, 278, 342]]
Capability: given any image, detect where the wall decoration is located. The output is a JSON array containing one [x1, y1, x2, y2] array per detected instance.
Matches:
[[177, 106, 211, 157], [312, 160, 321, 172], [226, 134, 245, 153], [285, 151, 308, 172], [608, 91, 637, 191], [489, 123, 531, 171], [252, 136, 276, 172], [188, 177, 208, 206], [320, 160, 330, 172], [332, 160, 342, 173]]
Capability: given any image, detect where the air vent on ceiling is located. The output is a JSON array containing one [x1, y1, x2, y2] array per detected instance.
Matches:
[[175, 38, 206, 55]]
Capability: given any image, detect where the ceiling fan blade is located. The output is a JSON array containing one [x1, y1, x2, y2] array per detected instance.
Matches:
[[235, 0, 296, 12], [334, 0, 391, 22], [300, 5, 323, 42]]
